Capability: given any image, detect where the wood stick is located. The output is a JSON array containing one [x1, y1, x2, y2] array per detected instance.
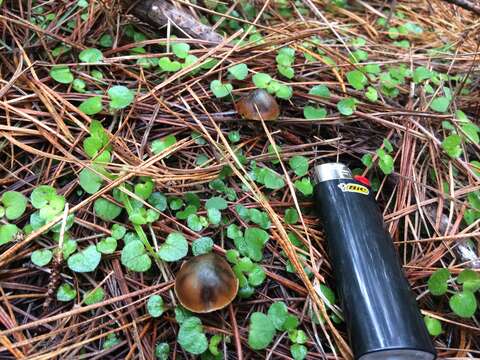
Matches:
[[125, 0, 223, 43]]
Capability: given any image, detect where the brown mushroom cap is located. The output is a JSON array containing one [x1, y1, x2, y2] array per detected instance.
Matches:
[[235, 89, 280, 121], [174, 253, 239, 313]]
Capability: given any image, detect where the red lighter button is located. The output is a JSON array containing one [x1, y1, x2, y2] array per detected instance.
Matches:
[[354, 175, 370, 187]]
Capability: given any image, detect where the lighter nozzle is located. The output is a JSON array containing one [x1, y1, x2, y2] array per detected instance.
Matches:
[[313, 163, 352, 184]]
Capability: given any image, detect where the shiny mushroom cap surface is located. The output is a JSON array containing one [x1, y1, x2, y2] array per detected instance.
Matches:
[[174, 253, 239, 313], [235, 89, 280, 121]]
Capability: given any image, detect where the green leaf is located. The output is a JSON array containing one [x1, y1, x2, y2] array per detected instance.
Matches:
[[278, 65, 294, 79], [103, 333, 120, 350], [424, 316, 442, 336], [147, 295, 165, 318], [346, 70, 368, 90], [1, 191, 27, 220], [158, 57, 182, 72], [290, 344, 308, 360], [252, 73, 272, 88], [318, 284, 336, 306], [79, 96, 103, 115], [248, 312, 276, 350], [155, 342, 170, 360], [108, 85, 134, 110], [264, 170, 285, 190], [207, 208, 221, 225], [94, 198, 122, 221], [289, 329, 308, 344], [187, 214, 206, 232], [337, 98, 357, 116], [294, 178, 313, 196], [79, 48, 103, 62], [308, 85, 330, 98], [178, 317, 208, 354], [457, 269, 480, 292], [228, 63, 249, 80], [135, 178, 154, 200], [376, 149, 394, 175], [31, 249, 53, 267], [210, 80, 233, 98], [449, 291, 477, 318], [158, 232, 188, 262], [111, 224, 126, 240], [91, 69, 103, 80], [362, 153, 373, 167], [413, 66, 432, 83], [248, 264, 266, 286], [99, 34, 113, 48], [191, 237, 214, 256], [205, 196, 228, 210], [79, 168, 103, 194], [248, 208, 271, 229], [50, 66, 74, 84], [430, 96, 450, 113], [428, 268, 450, 296], [365, 86, 378, 102], [172, 42, 190, 59], [275, 84, 293, 99], [97, 236, 117, 254], [84, 287, 105, 305], [121, 240, 152, 272], [289, 155, 309, 177], [461, 123, 479, 144], [285, 208, 299, 224], [442, 134, 463, 158], [148, 192, 167, 211], [282, 314, 299, 331], [68, 245, 101, 273], [151, 135, 177, 155], [57, 283, 76, 302], [30, 185, 56, 208], [244, 227, 269, 261], [303, 105, 327, 119], [267, 301, 288, 330], [72, 78, 86, 92]]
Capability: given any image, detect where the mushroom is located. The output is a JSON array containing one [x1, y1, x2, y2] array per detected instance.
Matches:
[[174, 253, 239, 313], [235, 89, 280, 121]]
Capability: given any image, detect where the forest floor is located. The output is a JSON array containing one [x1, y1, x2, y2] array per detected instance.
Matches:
[[1, 0, 480, 359]]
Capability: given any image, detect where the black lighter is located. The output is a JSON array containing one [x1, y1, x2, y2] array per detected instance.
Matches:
[[313, 163, 436, 360]]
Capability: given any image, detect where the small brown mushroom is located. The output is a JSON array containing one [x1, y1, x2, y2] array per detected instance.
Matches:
[[235, 89, 280, 121], [174, 253, 239, 313]]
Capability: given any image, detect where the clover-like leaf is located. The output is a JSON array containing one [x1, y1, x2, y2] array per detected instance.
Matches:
[[121, 240, 152, 272], [428, 268, 450, 296], [248, 312, 276, 350], [228, 63, 249, 80], [268, 301, 288, 331], [79, 48, 103, 62], [289, 156, 309, 177], [79, 168, 103, 194], [294, 178, 313, 196], [57, 283, 76, 302], [31, 249, 53, 267], [449, 291, 477, 318], [158, 232, 188, 262], [178, 317, 208, 355], [50, 66, 74, 84], [108, 85, 134, 110], [210, 80, 233, 98], [147, 295, 165, 318], [79, 96, 103, 115], [68, 245, 101, 273], [303, 105, 327, 119], [97, 237, 117, 254], [93, 198, 122, 221], [1, 191, 28, 220], [84, 287, 105, 305]]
